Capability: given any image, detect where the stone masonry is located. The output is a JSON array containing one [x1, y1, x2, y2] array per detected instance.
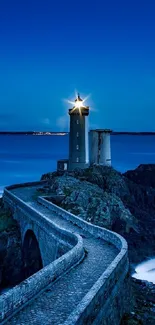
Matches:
[[0, 181, 129, 324]]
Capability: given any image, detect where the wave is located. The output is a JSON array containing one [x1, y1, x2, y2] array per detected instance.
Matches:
[[132, 258, 155, 284]]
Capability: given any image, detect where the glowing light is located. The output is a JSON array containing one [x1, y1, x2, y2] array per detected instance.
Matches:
[[67, 93, 89, 106], [59, 93, 90, 130], [65, 93, 90, 115], [75, 99, 84, 109]]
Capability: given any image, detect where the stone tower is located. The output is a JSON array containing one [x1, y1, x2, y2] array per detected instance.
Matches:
[[68, 94, 89, 171], [89, 129, 112, 166]]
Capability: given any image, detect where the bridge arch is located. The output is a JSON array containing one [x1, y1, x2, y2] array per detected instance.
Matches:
[[22, 229, 43, 279]]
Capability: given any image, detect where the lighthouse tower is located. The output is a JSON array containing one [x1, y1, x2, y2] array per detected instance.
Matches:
[[68, 94, 89, 171]]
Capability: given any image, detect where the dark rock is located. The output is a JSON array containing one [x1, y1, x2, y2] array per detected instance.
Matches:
[[122, 278, 155, 325], [124, 164, 155, 188], [0, 227, 23, 289], [0, 206, 24, 290]]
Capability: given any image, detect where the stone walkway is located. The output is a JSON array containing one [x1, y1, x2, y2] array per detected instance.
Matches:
[[5, 186, 118, 325]]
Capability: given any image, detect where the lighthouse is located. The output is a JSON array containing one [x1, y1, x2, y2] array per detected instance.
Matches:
[[57, 93, 113, 172], [68, 94, 89, 171]]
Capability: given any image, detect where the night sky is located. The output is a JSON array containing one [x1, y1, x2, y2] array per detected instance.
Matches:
[[0, 0, 155, 131]]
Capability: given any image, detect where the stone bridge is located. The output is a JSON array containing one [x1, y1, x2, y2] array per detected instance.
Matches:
[[0, 181, 129, 325]]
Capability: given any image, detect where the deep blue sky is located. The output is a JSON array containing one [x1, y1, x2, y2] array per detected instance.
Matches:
[[0, 0, 155, 131]]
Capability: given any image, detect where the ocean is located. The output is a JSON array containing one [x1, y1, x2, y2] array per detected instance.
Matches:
[[1, 134, 155, 195]]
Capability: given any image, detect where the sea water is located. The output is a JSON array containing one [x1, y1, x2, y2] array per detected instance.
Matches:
[[0, 134, 68, 195], [1, 134, 155, 194]]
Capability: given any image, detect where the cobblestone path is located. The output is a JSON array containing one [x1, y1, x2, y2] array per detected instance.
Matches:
[[5, 186, 118, 325]]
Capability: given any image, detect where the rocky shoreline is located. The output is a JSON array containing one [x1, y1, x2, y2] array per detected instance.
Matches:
[[122, 278, 155, 324]]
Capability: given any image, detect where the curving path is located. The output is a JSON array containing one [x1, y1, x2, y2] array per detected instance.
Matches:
[[4, 185, 119, 325]]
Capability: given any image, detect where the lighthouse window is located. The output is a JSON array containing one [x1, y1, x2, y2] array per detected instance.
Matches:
[[76, 157, 79, 162], [76, 120, 79, 124], [76, 132, 79, 137], [76, 145, 79, 150]]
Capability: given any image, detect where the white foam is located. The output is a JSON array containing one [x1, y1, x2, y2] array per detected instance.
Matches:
[[132, 258, 155, 284], [0, 186, 4, 198]]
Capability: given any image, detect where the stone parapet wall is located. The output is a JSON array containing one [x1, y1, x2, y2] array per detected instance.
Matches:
[[39, 196, 129, 324], [0, 187, 84, 323], [38, 196, 127, 251], [5, 180, 47, 190], [4, 189, 77, 249], [1, 181, 129, 324], [0, 237, 84, 323]]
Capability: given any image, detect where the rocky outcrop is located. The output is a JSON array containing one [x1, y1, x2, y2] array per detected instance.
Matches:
[[122, 278, 155, 325], [0, 199, 23, 290], [45, 174, 137, 230], [124, 164, 155, 188], [41, 164, 155, 264]]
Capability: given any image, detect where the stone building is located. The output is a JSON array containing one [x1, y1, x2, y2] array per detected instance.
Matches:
[[89, 129, 112, 166], [68, 94, 89, 170], [57, 95, 112, 171], [57, 94, 89, 171]]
